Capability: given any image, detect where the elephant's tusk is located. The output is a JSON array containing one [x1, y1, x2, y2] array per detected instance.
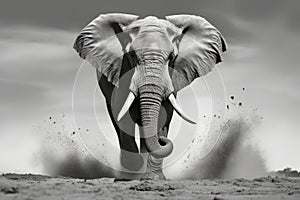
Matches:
[[168, 94, 197, 124], [117, 92, 136, 121]]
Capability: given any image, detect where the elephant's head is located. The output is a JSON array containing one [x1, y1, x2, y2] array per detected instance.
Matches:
[[73, 13, 227, 158]]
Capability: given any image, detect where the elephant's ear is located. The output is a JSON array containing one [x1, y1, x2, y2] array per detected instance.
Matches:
[[73, 13, 139, 87], [166, 14, 227, 92]]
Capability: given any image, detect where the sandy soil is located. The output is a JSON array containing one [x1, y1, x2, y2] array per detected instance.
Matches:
[[0, 174, 299, 200]]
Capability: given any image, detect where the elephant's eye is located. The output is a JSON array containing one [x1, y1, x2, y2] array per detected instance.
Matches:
[[130, 26, 140, 32], [127, 26, 140, 38]]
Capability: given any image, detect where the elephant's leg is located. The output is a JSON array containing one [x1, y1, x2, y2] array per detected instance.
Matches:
[[119, 128, 144, 172], [105, 102, 144, 172]]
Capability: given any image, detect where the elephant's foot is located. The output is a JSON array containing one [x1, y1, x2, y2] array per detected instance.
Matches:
[[140, 154, 166, 180], [115, 171, 141, 181], [118, 151, 145, 180], [120, 150, 144, 172], [140, 171, 166, 180]]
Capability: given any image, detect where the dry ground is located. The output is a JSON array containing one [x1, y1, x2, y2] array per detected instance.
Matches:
[[0, 174, 299, 200]]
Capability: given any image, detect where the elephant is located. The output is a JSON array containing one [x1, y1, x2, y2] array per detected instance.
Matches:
[[73, 13, 227, 180]]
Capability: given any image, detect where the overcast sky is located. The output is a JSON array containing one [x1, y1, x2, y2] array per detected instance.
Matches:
[[0, 0, 300, 173]]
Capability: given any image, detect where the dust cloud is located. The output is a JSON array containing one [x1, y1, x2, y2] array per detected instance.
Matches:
[[35, 115, 115, 179], [184, 106, 267, 179]]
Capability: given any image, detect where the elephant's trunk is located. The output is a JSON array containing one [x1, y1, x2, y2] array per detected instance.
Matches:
[[139, 84, 173, 158]]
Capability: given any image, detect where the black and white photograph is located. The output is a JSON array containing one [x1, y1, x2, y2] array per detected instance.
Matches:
[[0, 0, 300, 199]]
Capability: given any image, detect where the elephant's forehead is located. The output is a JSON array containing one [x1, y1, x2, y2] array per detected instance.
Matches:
[[144, 16, 159, 20], [126, 16, 179, 32]]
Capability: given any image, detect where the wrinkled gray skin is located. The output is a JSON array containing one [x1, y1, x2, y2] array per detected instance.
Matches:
[[74, 14, 227, 180]]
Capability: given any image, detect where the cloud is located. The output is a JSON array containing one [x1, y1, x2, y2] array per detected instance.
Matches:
[[233, 0, 285, 21], [0, 26, 80, 97], [0, 26, 83, 133], [0, 26, 80, 84]]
